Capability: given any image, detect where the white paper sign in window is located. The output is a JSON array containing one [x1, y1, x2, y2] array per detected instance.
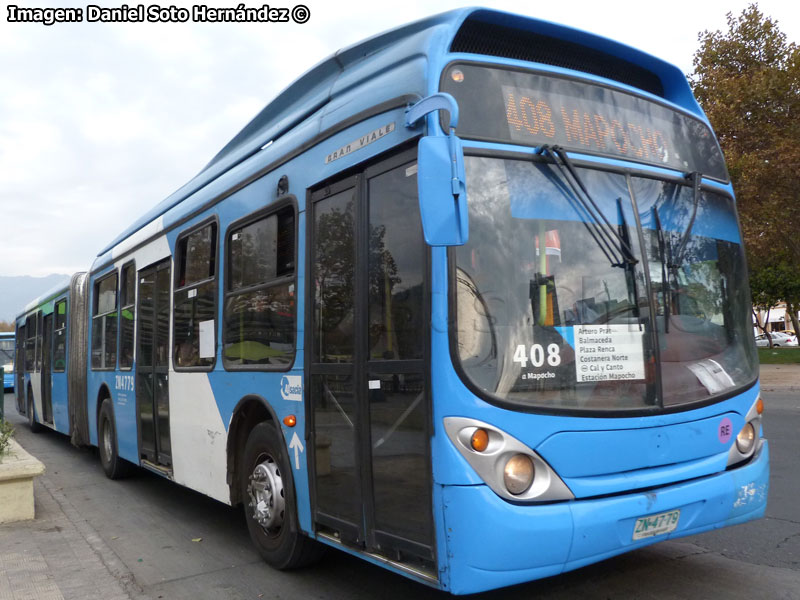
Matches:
[[574, 324, 645, 383], [198, 319, 215, 359]]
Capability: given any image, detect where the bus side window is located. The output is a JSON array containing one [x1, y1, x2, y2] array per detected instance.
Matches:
[[174, 222, 218, 369], [92, 273, 118, 370], [53, 299, 67, 372], [223, 206, 296, 368], [119, 263, 135, 369], [24, 314, 37, 372]]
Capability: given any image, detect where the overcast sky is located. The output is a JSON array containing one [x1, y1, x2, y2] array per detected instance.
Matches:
[[1, 0, 797, 278]]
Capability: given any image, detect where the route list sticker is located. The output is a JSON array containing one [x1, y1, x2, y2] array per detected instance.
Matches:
[[574, 325, 645, 383]]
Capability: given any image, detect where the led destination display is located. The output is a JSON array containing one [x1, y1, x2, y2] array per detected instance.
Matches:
[[441, 64, 728, 181]]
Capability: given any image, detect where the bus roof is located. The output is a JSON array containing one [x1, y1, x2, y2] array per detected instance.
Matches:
[[18, 279, 73, 319], [95, 7, 694, 262]]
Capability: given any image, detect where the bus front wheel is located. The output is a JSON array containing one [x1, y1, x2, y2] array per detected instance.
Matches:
[[241, 422, 324, 569]]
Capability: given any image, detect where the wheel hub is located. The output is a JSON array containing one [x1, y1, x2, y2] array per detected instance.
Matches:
[[247, 457, 285, 531]]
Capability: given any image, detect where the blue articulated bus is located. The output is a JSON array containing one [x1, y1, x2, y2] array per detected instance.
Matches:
[[17, 8, 768, 594], [14, 275, 87, 436], [1, 331, 15, 391]]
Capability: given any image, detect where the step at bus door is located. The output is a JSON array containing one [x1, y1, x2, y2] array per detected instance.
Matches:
[[308, 149, 434, 567], [136, 259, 173, 469]]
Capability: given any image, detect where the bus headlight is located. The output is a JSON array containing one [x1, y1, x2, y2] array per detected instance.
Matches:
[[504, 454, 534, 495], [444, 417, 574, 502], [735, 422, 756, 454], [727, 396, 763, 467]]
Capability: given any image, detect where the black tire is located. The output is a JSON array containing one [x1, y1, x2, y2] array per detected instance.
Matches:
[[241, 422, 325, 569], [98, 399, 132, 480], [27, 387, 43, 434]]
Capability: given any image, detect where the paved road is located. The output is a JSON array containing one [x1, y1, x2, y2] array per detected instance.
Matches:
[[3, 390, 799, 599]]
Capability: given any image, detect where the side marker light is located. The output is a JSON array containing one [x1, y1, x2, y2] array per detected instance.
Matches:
[[470, 428, 489, 452]]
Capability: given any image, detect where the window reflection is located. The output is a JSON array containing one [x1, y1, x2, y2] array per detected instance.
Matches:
[[174, 223, 217, 368], [456, 156, 756, 411], [53, 300, 67, 372], [368, 165, 424, 361], [224, 207, 296, 368], [313, 191, 356, 363], [92, 274, 118, 370], [633, 178, 757, 405]]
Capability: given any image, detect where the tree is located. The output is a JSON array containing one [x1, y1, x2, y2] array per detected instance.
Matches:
[[748, 252, 800, 339], [690, 4, 800, 333]]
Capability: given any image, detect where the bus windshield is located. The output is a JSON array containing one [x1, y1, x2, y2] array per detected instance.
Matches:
[[454, 156, 758, 412]]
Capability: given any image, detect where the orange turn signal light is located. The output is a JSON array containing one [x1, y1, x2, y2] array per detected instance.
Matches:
[[283, 415, 297, 427], [756, 397, 764, 415], [470, 428, 489, 452]]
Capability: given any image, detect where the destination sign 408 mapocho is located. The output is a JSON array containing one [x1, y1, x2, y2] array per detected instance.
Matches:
[[441, 63, 728, 181], [503, 86, 669, 166]]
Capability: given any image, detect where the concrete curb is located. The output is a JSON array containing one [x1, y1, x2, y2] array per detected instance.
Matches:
[[0, 438, 46, 524]]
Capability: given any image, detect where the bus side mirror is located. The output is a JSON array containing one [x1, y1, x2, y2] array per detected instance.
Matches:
[[417, 135, 468, 246], [406, 93, 469, 246]]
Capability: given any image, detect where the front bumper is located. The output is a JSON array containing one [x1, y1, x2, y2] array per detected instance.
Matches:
[[442, 440, 769, 594]]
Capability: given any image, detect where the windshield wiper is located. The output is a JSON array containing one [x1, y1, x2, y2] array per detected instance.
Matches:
[[669, 171, 701, 270], [538, 145, 638, 268], [617, 197, 641, 319], [652, 205, 670, 332]]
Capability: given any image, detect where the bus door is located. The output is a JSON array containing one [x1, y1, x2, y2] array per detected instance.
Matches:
[[15, 325, 25, 412], [309, 149, 434, 567], [41, 313, 53, 424], [136, 260, 173, 469]]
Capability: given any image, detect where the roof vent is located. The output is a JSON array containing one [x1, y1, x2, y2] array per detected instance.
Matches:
[[450, 19, 664, 98]]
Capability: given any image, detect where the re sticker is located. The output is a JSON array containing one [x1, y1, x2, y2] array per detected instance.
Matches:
[[718, 417, 733, 444]]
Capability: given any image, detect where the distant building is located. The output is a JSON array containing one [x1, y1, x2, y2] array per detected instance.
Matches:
[[753, 302, 798, 332]]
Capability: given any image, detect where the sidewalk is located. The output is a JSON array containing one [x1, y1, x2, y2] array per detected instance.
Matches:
[[0, 457, 146, 600]]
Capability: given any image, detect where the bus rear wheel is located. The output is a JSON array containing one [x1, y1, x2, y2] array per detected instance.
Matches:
[[241, 422, 324, 569], [98, 399, 132, 480]]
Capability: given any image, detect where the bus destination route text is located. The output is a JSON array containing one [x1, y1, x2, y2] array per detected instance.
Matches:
[[574, 324, 646, 383]]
